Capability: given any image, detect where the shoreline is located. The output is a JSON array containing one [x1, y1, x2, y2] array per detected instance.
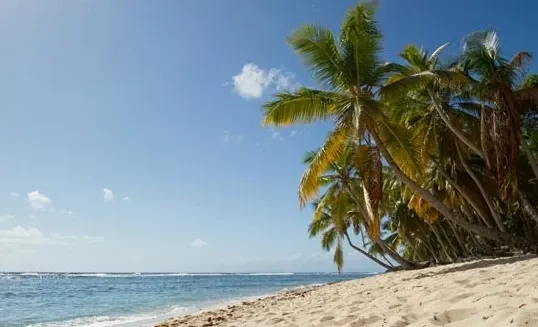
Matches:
[[155, 255, 538, 327], [141, 283, 332, 327], [153, 284, 326, 327]]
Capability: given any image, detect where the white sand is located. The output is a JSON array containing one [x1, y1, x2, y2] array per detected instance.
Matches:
[[157, 255, 538, 326]]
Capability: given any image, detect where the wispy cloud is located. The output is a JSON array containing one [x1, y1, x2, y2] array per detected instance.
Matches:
[[290, 130, 298, 137], [9, 192, 20, 197], [0, 214, 15, 223], [231, 63, 297, 99], [221, 131, 245, 144], [270, 129, 283, 141], [0, 226, 64, 245], [122, 196, 132, 202], [103, 188, 114, 202], [27, 190, 52, 211], [52, 233, 111, 245], [59, 208, 73, 215], [275, 72, 297, 90], [190, 239, 208, 248], [0, 228, 112, 246]]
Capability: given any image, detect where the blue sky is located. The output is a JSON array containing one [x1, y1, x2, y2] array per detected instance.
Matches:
[[0, 0, 536, 272]]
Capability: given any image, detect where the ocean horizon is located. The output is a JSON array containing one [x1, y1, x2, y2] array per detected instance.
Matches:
[[1, 271, 373, 327]]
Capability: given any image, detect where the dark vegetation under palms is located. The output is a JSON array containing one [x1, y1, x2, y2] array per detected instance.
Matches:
[[262, 3, 538, 271]]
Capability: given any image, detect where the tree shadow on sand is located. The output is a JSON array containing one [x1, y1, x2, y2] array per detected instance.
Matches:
[[409, 254, 536, 280]]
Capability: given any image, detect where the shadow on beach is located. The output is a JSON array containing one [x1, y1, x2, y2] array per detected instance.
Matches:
[[410, 254, 536, 280]]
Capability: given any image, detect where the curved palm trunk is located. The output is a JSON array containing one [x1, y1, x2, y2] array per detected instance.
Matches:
[[518, 190, 538, 225], [369, 129, 511, 243], [439, 222, 459, 259], [437, 167, 493, 228], [374, 238, 421, 269], [522, 142, 538, 181], [344, 232, 395, 271], [455, 142, 506, 232], [430, 224, 454, 262], [379, 251, 395, 268], [339, 180, 423, 269], [427, 89, 484, 159], [422, 237, 441, 263], [480, 107, 493, 169], [446, 219, 470, 257]]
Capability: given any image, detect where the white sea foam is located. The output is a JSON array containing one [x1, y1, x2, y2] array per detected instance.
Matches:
[[241, 272, 295, 276], [8, 272, 301, 278], [26, 314, 157, 327], [26, 305, 192, 327]]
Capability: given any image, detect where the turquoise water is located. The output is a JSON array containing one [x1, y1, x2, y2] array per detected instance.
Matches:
[[1, 272, 370, 327]]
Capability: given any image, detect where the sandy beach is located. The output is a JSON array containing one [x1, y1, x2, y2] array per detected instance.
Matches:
[[156, 255, 538, 327]]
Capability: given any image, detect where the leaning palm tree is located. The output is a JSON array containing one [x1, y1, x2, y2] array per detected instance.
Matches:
[[262, 3, 513, 243], [304, 144, 415, 269], [382, 44, 507, 232], [308, 197, 395, 271], [458, 31, 538, 195]]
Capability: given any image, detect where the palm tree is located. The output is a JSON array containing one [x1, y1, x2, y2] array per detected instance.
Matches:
[[262, 3, 513, 243], [304, 145, 415, 269], [458, 31, 538, 196], [381, 44, 507, 232], [308, 197, 395, 271]]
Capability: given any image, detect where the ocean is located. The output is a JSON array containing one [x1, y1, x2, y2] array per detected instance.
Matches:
[[1, 272, 371, 327]]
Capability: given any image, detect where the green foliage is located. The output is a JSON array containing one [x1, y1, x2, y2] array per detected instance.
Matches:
[[261, 2, 538, 272]]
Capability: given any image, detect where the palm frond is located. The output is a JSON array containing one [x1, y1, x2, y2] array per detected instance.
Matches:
[[375, 119, 422, 177], [429, 42, 450, 66], [333, 241, 344, 272], [312, 186, 337, 222], [332, 192, 348, 233], [288, 25, 347, 89], [321, 227, 337, 251], [308, 212, 333, 238], [340, 2, 383, 87], [510, 52, 532, 70], [262, 88, 340, 127], [381, 70, 469, 98], [353, 145, 383, 239], [299, 124, 350, 206]]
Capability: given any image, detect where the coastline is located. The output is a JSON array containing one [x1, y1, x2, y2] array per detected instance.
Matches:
[[132, 282, 324, 327], [139, 283, 332, 327], [155, 255, 538, 327], [7, 273, 364, 327]]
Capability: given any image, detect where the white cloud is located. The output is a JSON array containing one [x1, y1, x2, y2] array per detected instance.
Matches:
[[27, 190, 52, 211], [122, 196, 132, 202], [0, 214, 15, 223], [28, 214, 38, 220], [48, 206, 56, 213], [59, 208, 73, 215], [190, 239, 208, 248], [103, 188, 114, 202], [231, 63, 296, 99], [9, 192, 20, 197], [290, 130, 298, 137]]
